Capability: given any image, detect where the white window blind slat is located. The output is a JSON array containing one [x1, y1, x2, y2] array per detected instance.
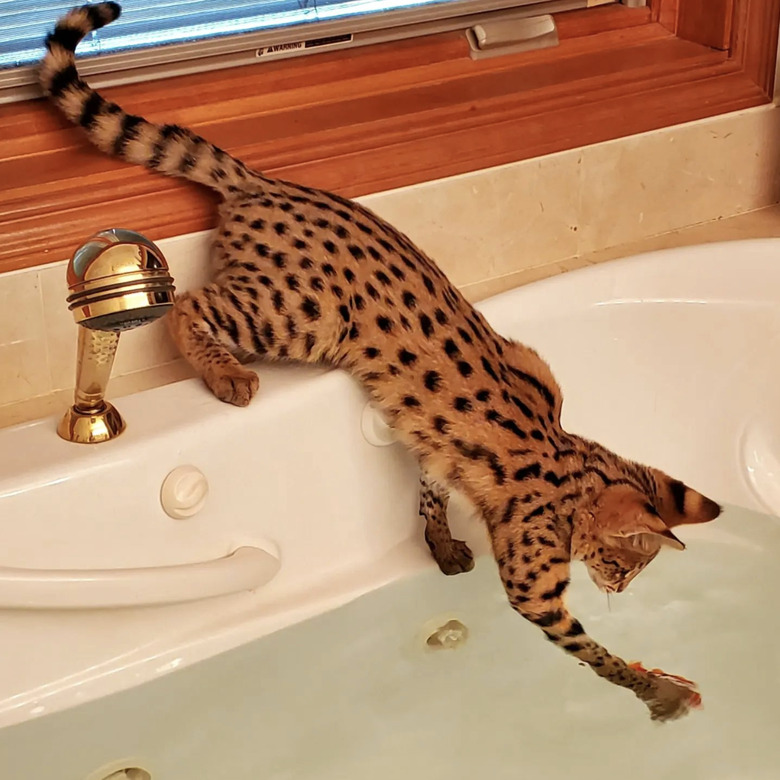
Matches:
[[0, 0, 495, 69]]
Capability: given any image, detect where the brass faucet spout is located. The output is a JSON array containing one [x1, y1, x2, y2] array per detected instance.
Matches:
[[57, 229, 175, 444]]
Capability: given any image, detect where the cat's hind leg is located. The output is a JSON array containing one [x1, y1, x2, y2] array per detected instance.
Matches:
[[419, 473, 474, 575]]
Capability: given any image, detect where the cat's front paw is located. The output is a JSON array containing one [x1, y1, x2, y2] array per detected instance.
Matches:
[[636, 668, 702, 722], [434, 539, 475, 576], [205, 366, 259, 407]]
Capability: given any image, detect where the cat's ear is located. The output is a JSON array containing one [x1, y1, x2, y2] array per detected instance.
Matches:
[[650, 470, 721, 527], [593, 484, 686, 551], [610, 526, 686, 553]]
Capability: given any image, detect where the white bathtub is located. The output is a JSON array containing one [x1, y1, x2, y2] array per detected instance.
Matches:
[[1, 238, 779, 779]]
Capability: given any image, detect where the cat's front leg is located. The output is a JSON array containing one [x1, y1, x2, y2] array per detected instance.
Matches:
[[168, 287, 259, 406], [419, 473, 474, 575], [489, 518, 699, 721]]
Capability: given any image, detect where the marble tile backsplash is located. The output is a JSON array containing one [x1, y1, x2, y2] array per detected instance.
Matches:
[[2, 104, 779, 423]]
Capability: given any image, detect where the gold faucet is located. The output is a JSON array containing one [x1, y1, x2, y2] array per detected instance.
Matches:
[[57, 229, 175, 444]]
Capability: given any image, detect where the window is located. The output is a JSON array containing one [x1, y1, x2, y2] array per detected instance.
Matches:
[[0, 0, 777, 274], [2, 0, 614, 102]]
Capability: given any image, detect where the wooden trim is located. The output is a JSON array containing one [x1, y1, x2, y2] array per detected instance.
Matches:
[[677, 0, 735, 49], [732, 0, 780, 93], [0, 1, 778, 274]]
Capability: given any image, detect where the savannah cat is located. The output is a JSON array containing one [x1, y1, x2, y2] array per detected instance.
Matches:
[[40, 3, 721, 721]]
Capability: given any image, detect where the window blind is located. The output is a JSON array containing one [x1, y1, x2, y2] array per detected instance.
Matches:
[[0, 0, 578, 68], [1, 0, 616, 102]]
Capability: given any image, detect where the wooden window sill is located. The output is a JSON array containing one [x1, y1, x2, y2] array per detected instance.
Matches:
[[0, 1, 777, 274]]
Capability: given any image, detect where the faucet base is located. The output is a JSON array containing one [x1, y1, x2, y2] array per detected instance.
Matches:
[[57, 402, 126, 444]]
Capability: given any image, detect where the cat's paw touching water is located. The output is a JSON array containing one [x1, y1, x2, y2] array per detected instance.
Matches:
[[631, 663, 703, 722]]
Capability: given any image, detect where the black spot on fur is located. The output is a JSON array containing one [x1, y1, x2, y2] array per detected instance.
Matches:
[[514, 463, 541, 481], [541, 580, 569, 600], [419, 314, 434, 338], [669, 479, 687, 515], [500, 497, 518, 525], [481, 357, 500, 383], [301, 297, 321, 321], [424, 371, 442, 392], [530, 611, 564, 627], [78, 91, 103, 129], [47, 28, 83, 53], [113, 114, 145, 156], [457, 328, 473, 345], [433, 416, 450, 434]]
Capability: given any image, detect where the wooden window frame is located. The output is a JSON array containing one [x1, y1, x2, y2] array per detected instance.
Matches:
[[0, 0, 778, 274]]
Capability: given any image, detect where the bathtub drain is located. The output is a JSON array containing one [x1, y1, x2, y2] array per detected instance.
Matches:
[[90, 768, 150, 780], [426, 619, 469, 650]]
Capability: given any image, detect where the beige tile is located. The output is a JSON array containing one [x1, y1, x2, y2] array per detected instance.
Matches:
[[578, 106, 780, 254], [0, 268, 46, 347], [39, 260, 77, 391], [0, 388, 70, 430], [0, 359, 197, 430], [460, 256, 596, 302], [0, 269, 52, 407], [360, 149, 581, 287], [0, 340, 51, 408], [581, 204, 780, 267], [109, 358, 196, 396], [159, 229, 214, 293]]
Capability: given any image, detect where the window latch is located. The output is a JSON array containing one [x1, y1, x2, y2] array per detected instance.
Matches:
[[466, 14, 558, 59]]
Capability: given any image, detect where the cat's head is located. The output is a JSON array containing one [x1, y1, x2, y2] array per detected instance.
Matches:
[[573, 472, 721, 593]]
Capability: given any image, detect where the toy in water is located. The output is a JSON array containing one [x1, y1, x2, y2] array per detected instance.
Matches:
[[629, 661, 703, 717]]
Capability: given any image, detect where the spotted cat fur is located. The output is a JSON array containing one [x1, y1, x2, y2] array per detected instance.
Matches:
[[40, 3, 722, 721]]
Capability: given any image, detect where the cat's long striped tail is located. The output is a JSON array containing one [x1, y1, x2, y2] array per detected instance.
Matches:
[[39, 2, 264, 198]]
